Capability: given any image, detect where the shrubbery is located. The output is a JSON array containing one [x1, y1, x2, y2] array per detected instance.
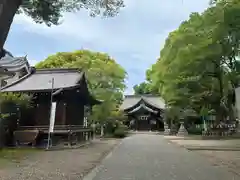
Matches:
[[187, 126, 202, 135], [113, 125, 128, 138], [91, 118, 129, 138]]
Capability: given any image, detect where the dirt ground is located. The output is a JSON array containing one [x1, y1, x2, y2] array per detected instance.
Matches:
[[195, 150, 240, 176], [165, 136, 240, 148], [0, 139, 121, 180], [164, 136, 240, 176]]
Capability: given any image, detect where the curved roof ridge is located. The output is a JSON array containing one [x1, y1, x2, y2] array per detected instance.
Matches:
[[120, 95, 165, 110], [35, 68, 81, 73]]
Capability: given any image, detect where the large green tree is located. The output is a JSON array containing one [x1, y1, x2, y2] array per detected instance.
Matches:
[[133, 82, 151, 95], [0, 0, 124, 58], [36, 49, 127, 124], [146, 0, 240, 123]]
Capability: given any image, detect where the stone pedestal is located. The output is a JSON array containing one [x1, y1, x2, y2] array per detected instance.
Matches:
[[164, 122, 171, 135], [177, 122, 188, 136]]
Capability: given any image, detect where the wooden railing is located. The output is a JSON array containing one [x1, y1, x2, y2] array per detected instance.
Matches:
[[18, 125, 92, 133]]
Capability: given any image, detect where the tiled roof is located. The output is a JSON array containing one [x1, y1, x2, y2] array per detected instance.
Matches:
[[1, 68, 84, 92], [120, 95, 165, 110], [0, 67, 14, 76], [127, 103, 158, 114], [0, 53, 29, 70]]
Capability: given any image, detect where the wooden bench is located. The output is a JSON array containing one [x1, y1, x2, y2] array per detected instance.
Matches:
[[16, 125, 93, 147], [14, 129, 40, 147]]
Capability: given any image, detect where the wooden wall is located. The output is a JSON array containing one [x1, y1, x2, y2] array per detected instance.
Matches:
[[65, 102, 84, 125], [19, 89, 87, 127]]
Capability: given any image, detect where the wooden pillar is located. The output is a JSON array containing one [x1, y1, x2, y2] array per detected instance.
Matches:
[[62, 102, 67, 125], [65, 103, 71, 125], [136, 116, 138, 131]]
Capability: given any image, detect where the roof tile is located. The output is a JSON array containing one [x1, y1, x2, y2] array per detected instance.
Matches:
[[1, 68, 83, 92], [120, 95, 165, 110]]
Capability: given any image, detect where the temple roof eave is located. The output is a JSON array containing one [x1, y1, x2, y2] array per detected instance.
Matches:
[[126, 103, 158, 114], [120, 95, 165, 112]]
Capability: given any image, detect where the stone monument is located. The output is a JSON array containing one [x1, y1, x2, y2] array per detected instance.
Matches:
[[163, 121, 170, 135]]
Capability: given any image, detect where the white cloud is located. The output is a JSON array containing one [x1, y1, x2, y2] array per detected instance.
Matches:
[[8, 0, 210, 94], [29, 59, 38, 66], [13, 0, 208, 52]]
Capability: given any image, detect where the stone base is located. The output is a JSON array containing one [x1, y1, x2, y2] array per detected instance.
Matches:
[[177, 131, 188, 137], [164, 128, 171, 135], [177, 122, 188, 137]]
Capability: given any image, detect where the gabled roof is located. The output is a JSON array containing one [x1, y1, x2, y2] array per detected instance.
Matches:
[[1, 68, 84, 92], [127, 103, 158, 114], [0, 67, 15, 76], [120, 94, 165, 110]]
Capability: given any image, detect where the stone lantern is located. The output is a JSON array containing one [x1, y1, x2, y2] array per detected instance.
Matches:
[[177, 117, 188, 137]]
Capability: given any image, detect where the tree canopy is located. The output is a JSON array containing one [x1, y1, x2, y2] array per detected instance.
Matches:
[[36, 49, 127, 123], [19, 0, 124, 25], [133, 82, 151, 95], [142, 0, 240, 122], [0, 0, 125, 57]]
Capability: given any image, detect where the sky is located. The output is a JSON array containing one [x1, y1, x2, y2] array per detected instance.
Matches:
[[5, 0, 209, 94]]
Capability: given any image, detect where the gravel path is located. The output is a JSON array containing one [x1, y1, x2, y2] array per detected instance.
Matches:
[[0, 139, 120, 180], [86, 134, 239, 180]]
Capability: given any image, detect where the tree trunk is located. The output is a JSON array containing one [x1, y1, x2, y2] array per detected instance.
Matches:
[[0, 0, 21, 58]]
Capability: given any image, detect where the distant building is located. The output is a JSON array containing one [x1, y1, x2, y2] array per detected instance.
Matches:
[[120, 95, 165, 131], [0, 50, 30, 87]]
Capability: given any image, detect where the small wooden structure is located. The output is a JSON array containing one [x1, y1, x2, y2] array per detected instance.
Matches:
[[1, 68, 101, 147], [120, 95, 165, 131]]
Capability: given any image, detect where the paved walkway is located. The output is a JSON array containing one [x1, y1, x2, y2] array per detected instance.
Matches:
[[85, 134, 239, 180]]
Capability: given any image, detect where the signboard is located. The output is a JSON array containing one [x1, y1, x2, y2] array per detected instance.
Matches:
[[49, 102, 57, 133], [84, 117, 88, 127], [139, 115, 149, 120]]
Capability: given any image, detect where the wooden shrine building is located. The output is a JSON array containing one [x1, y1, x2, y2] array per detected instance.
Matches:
[[120, 95, 165, 131], [1, 68, 101, 146]]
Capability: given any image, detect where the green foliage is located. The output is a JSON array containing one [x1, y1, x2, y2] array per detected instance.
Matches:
[[113, 124, 128, 138], [145, 0, 240, 122], [19, 0, 125, 26], [0, 93, 31, 119], [133, 70, 159, 95], [0, 0, 125, 60], [0, 93, 31, 107], [103, 117, 126, 135], [36, 49, 127, 124], [133, 82, 152, 95], [187, 126, 202, 135]]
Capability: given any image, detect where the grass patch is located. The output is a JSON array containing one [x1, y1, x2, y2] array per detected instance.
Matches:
[[0, 148, 40, 167]]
